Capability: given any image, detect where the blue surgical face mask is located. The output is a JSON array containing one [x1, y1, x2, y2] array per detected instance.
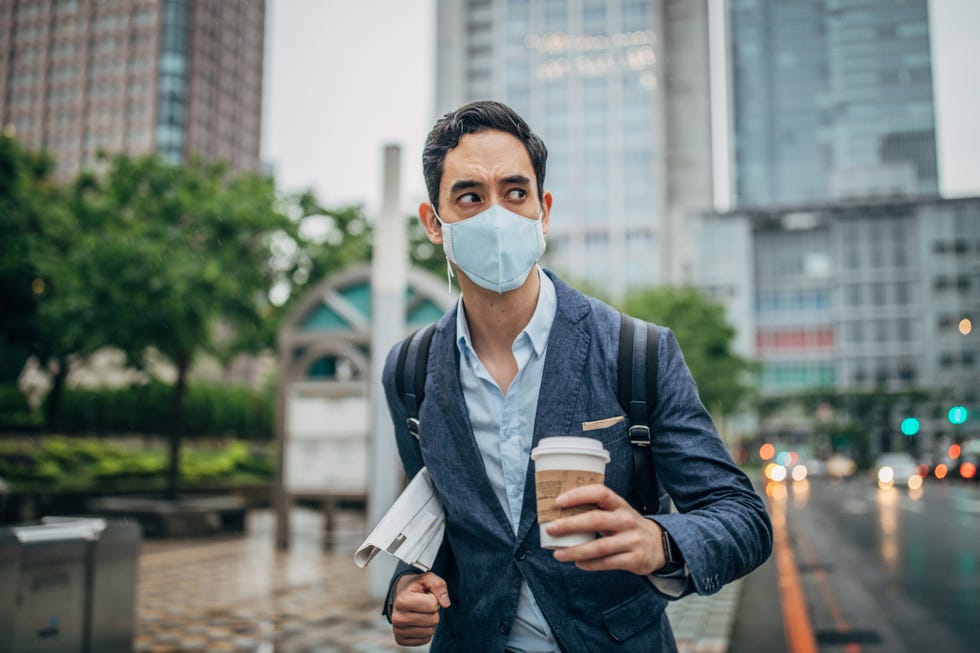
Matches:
[[435, 203, 547, 294]]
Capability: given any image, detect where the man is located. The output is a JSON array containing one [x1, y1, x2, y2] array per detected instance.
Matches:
[[381, 101, 772, 652]]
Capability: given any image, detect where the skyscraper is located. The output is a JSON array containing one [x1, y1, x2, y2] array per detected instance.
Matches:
[[0, 0, 265, 180], [729, 0, 938, 207], [435, 0, 714, 297]]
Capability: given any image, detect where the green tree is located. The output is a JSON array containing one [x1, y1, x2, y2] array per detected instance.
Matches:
[[408, 214, 446, 277], [0, 134, 55, 384], [76, 154, 297, 499], [620, 287, 757, 417], [286, 192, 373, 288]]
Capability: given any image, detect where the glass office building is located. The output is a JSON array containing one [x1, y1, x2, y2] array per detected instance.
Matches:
[[0, 0, 265, 179], [729, 0, 938, 206], [723, 196, 980, 449], [436, 0, 714, 297]]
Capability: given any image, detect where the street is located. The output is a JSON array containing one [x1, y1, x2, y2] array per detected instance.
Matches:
[[735, 475, 980, 652]]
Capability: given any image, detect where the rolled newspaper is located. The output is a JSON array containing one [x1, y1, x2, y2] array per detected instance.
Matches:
[[354, 467, 445, 572]]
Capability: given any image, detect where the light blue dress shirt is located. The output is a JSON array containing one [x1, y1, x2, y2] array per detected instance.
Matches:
[[455, 267, 560, 653]]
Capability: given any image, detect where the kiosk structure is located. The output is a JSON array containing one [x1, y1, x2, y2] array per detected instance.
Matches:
[[274, 264, 451, 548]]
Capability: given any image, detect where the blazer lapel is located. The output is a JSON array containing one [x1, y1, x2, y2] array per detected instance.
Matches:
[[516, 275, 591, 544], [427, 314, 516, 540]]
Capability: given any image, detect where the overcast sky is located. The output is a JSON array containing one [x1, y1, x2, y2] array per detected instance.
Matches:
[[261, 0, 979, 217]]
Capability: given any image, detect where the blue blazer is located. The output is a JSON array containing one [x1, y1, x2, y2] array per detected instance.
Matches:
[[381, 270, 772, 652]]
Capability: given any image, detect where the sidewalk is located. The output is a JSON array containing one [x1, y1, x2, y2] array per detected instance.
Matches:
[[135, 508, 742, 653]]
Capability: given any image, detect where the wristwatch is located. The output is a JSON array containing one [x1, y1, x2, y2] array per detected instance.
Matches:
[[660, 529, 684, 573]]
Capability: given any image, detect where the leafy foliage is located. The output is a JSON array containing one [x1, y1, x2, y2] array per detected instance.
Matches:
[[47, 381, 273, 439], [620, 287, 758, 417], [0, 135, 58, 383], [0, 436, 274, 493]]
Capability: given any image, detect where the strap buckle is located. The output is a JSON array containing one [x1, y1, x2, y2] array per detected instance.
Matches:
[[629, 424, 651, 446], [407, 418, 421, 441]]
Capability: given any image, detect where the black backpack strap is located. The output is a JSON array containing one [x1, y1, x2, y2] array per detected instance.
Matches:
[[618, 314, 666, 514], [395, 323, 437, 440]]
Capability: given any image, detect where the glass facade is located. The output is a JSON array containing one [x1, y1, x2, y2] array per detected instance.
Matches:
[[742, 197, 979, 400], [753, 222, 836, 393], [156, 0, 190, 164], [730, 0, 938, 206], [443, 0, 669, 294]]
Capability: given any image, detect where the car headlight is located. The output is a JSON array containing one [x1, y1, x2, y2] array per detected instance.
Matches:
[[878, 466, 895, 485]]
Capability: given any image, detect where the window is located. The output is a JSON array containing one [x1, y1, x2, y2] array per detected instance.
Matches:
[[896, 319, 912, 342], [895, 281, 909, 304], [871, 282, 886, 305]]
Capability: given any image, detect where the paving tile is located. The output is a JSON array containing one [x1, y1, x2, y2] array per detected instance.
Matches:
[[135, 508, 741, 652]]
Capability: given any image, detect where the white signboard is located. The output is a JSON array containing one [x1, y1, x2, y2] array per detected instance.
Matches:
[[284, 391, 369, 494]]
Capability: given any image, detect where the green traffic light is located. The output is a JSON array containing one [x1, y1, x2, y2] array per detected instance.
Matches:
[[901, 417, 920, 436], [948, 406, 968, 425]]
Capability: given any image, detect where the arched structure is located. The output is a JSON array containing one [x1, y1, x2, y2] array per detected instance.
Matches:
[[274, 264, 452, 547]]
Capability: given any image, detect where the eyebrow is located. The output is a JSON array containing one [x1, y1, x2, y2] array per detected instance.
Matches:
[[448, 174, 532, 195], [449, 179, 481, 194], [502, 174, 531, 186]]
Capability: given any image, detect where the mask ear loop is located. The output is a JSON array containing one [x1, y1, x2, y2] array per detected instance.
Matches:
[[432, 205, 455, 294]]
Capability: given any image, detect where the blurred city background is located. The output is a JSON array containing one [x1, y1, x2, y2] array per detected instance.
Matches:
[[0, 1, 977, 652]]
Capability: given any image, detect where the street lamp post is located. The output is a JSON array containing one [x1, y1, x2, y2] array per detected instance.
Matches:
[[368, 144, 407, 598]]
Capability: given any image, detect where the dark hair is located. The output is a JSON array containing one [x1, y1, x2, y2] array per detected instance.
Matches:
[[422, 101, 548, 213]]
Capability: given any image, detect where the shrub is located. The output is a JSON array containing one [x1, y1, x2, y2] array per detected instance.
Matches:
[[0, 384, 40, 429], [0, 436, 274, 492], [48, 381, 274, 439]]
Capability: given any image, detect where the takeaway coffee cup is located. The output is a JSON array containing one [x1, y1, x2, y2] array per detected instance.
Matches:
[[530, 436, 610, 549]]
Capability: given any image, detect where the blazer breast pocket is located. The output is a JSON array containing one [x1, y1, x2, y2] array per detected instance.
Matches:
[[578, 416, 631, 488]]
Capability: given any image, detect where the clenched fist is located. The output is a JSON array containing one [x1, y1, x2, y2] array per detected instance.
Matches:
[[391, 572, 452, 646]]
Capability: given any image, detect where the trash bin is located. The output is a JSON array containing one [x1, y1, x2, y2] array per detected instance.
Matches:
[[0, 517, 140, 653]]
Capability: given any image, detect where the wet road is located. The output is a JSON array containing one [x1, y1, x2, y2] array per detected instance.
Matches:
[[768, 476, 980, 652]]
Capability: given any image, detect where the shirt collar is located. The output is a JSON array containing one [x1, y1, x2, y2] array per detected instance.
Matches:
[[456, 266, 556, 358]]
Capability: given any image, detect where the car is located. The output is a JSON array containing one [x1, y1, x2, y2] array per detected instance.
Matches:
[[953, 439, 980, 482], [824, 453, 857, 479], [873, 452, 922, 489]]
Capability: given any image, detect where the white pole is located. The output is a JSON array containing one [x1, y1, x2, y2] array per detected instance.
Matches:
[[368, 144, 407, 598]]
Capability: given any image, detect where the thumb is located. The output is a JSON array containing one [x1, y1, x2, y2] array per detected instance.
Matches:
[[417, 573, 451, 609]]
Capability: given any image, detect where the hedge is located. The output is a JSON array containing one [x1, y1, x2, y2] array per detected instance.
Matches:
[[0, 384, 40, 429], [0, 436, 275, 493], [0, 382, 274, 439]]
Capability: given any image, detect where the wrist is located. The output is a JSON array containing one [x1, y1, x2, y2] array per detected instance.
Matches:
[[658, 529, 684, 573]]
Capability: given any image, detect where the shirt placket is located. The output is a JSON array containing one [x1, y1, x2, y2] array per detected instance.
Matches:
[[501, 338, 534, 533]]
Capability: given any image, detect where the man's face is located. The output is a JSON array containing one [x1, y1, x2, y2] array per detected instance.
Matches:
[[420, 129, 551, 242]]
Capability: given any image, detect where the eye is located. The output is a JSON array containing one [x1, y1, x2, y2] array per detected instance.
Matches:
[[506, 188, 528, 200], [458, 192, 481, 205]]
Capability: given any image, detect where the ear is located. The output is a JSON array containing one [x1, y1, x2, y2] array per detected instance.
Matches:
[[419, 202, 443, 244], [540, 191, 553, 236]]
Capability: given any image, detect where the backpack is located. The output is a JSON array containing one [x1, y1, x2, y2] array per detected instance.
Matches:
[[394, 314, 670, 515]]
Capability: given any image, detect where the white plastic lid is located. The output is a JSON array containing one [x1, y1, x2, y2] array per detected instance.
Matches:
[[530, 436, 610, 463]]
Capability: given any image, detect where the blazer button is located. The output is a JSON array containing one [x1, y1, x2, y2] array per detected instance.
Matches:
[[514, 547, 526, 561], [499, 619, 510, 634]]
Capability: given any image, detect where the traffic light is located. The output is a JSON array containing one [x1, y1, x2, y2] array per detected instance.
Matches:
[[948, 406, 968, 425], [900, 417, 920, 436]]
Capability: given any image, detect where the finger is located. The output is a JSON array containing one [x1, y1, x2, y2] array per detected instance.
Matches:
[[573, 550, 646, 573], [556, 484, 627, 511], [395, 631, 435, 647], [397, 591, 441, 615], [553, 531, 635, 563], [553, 528, 660, 575], [394, 623, 438, 637], [547, 508, 632, 538], [415, 573, 452, 608], [392, 605, 440, 627]]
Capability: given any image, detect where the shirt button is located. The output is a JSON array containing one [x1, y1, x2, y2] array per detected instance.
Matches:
[[510, 486, 521, 497], [499, 620, 510, 634]]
